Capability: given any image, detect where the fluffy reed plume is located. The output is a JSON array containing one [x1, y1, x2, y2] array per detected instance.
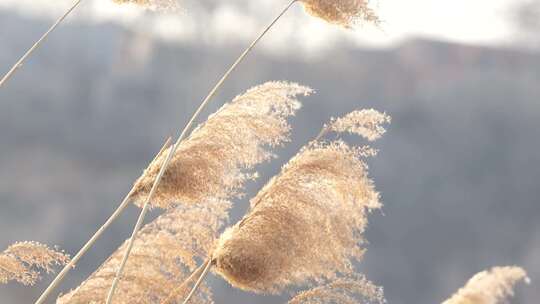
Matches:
[[113, 0, 149, 4], [299, 0, 380, 27], [112, 0, 180, 11], [58, 199, 230, 304], [212, 109, 389, 293], [288, 275, 385, 304], [442, 266, 530, 304], [130, 82, 312, 209], [324, 109, 391, 141], [0, 242, 69, 286]]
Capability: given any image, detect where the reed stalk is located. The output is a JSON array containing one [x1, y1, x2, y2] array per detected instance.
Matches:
[[0, 0, 84, 88], [105, 137, 176, 304], [33, 137, 172, 304], [181, 259, 213, 304]]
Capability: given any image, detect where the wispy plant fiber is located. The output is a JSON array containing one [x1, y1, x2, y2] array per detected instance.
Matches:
[[325, 109, 391, 141], [112, 0, 181, 11], [212, 109, 389, 293], [442, 266, 530, 304], [288, 275, 385, 304], [57, 200, 230, 304], [300, 0, 379, 27], [0, 242, 69, 286], [130, 82, 311, 209]]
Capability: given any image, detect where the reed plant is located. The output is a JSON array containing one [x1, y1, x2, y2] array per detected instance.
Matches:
[[0, 1, 531, 304]]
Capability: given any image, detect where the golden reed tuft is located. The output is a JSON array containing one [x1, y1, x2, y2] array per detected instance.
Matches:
[[112, 0, 180, 11], [57, 200, 230, 304], [300, 0, 380, 27], [442, 266, 530, 304], [288, 275, 385, 304], [0, 241, 69, 286], [326, 109, 391, 141], [212, 109, 390, 293], [130, 82, 311, 209]]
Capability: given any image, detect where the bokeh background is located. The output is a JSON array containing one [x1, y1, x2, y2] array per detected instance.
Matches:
[[0, 0, 539, 303]]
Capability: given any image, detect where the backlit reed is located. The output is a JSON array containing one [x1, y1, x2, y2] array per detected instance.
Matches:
[[212, 109, 390, 293], [0, 241, 68, 286], [57, 199, 230, 304], [130, 81, 311, 209], [442, 266, 530, 304]]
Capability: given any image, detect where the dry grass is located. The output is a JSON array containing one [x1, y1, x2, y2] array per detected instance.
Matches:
[[300, 0, 380, 27], [57, 200, 230, 303], [2, 1, 533, 304], [112, 0, 181, 11], [0, 242, 69, 286], [212, 110, 389, 294], [442, 266, 530, 304], [130, 81, 311, 209], [325, 109, 391, 141], [288, 275, 385, 304]]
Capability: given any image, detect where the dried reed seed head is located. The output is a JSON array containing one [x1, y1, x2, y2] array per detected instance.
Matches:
[[442, 266, 530, 304], [326, 109, 391, 142], [112, 0, 181, 12], [130, 81, 312, 209], [0, 241, 69, 286], [213, 139, 383, 293], [288, 275, 385, 304], [300, 0, 380, 27], [58, 199, 230, 304]]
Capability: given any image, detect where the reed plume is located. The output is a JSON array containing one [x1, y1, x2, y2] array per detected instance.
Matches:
[[113, 0, 151, 4], [0, 242, 69, 286], [130, 81, 311, 209], [112, 0, 180, 11], [212, 109, 390, 293], [324, 109, 391, 141], [299, 0, 380, 27], [442, 266, 530, 304], [57, 199, 230, 304], [288, 275, 385, 304]]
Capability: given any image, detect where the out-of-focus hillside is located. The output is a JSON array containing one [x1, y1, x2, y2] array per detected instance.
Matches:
[[0, 10, 539, 304]]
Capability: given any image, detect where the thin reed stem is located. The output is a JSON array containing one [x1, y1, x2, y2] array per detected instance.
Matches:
[[105, 137, 176, 304], [34, 1, 297, 302], [160, 259, 209, 304], [0, 0, 84, 88], [33, 137, 172, 304], [314, 127, 330, 142], [182, 259, 213, 304], [169, 0, 299, 149]]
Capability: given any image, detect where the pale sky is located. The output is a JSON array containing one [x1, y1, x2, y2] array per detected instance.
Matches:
[[0, 0, 527, 56]]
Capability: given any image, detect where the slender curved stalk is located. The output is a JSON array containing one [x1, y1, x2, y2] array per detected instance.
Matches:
[[181, 259, 213, 304], [168, 0, 299, 149], [105, 138, 176, 304], [314, 126, 330, 142], [34, 1, 297, 302], [0, 0, 84, 88], [33, 137, 172, 304], [160, 259, 209, 304]]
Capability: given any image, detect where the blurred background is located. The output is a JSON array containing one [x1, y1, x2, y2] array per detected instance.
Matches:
[[0, 0, 539, 303]]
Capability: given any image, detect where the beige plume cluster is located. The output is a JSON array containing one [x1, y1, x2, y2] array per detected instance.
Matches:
[[442, 266, 530, 304], [112, 0, 181, 11], [325, 109, 391, 141], [300, 0, 380, 27], [57, 199, 230, 304], [212, 109, 389, 293], [0, 241, 69, 286], [288, 275, 385, 304], [130, 81, 312, 209]]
